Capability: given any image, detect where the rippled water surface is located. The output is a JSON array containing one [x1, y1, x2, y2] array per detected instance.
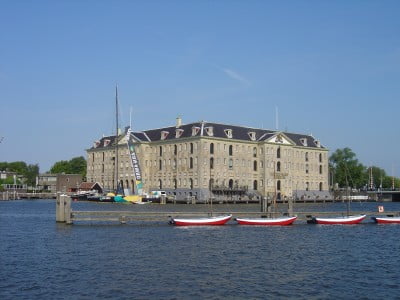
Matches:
[[1, 200, 400, 299]]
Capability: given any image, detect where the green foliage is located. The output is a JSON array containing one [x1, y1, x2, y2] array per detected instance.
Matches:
[[0, 161, 39, 186], [49, 156, 86, 179], [330, 148, 400, 190], [329, 148, 367, 188]]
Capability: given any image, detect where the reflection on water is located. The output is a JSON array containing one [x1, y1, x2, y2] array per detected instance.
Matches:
[[1, 200, 400, 299]]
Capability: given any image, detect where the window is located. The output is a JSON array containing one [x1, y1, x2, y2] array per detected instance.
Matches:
[[174, 179, 177, 189], [224, 129, 233, 138], [277, 147, 281, 159], [319, 165, 322, 174], [159, 179, 162, 189], [210, 157, 214, 169], [174, 145, 177, 155], [253, 180, 258, 190], [205, 126, 214, 136], [229, 179, 234, 189], [190, 178, 193, 189], [159, 146, 163, 156], [319, 182, 323, 191], [253, 147, 257, 158], [277, 180, 281, 191], [161, 131, 169, 140], [248, 131, 256, 141], [229, 145, 233, 156], [319, 153, 322, 163], [277, 161, 281, 172], [159, 160, 162, 170], [306, 164, 309, 174], [306, 182, 309, 191], [190, 157, 193, 169], [210, 143, 214, 154], [253, 161, 257, 171], [190, 143, 194, 154], [305, 152, 309, 162], [229, 159, 233, 169]]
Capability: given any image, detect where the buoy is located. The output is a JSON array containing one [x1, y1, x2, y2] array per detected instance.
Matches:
[[378, 205, 384, 213]]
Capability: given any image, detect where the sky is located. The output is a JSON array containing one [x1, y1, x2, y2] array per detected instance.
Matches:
[[0, 0, 399, 175]]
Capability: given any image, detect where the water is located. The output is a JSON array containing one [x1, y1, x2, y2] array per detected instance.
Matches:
[[1, 200, 400, 299]]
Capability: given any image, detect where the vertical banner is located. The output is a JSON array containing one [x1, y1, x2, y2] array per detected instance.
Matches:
[[126, 128, 143, 195]]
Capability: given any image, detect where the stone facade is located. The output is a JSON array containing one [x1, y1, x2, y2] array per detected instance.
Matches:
[[86, 119, 329, 202]]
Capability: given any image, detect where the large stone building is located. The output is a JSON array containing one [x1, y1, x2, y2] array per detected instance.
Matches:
[[86, 118, 329, 202]]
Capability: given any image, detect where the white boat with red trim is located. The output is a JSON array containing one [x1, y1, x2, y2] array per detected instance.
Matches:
[[236, 216, 297, 226], [309, 214, 366, 225], [372, 216, 400, 224], [170, 214, 232, 226]]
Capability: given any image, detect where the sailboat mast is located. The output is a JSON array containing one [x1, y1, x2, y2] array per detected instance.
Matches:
[[115, 85, 119, 191]]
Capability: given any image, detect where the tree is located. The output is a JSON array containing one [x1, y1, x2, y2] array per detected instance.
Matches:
[[49, 156, 87, 179], [329, 148, 367, 189]]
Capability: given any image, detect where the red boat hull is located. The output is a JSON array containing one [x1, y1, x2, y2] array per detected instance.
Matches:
[[171, 215, 232, 226], [372, 217, 400, 224], [236, 216, 297, 226], [312, 215, 366, 225]]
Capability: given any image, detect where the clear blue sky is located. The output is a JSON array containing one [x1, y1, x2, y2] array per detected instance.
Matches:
[[1, 0, 399, 176]]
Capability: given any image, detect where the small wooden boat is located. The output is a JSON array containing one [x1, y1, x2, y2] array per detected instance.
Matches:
[[309, 214, 366, 225], [372, 216, 400, 224], [236, 216, 297, 226], [170, 215, 232, 226]]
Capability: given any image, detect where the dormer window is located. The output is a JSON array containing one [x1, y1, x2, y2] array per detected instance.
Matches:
[[175, 128, 184, 138], [224, 129, 233, 139], [192, 126, 200, 136], [314, 140, 321, 147], [93, 141, 100, 148], [161, 131, 169, 140], [103, 139, 111, 147], [248, 131, 256, 141], [300, 138, 308, 147], [205, 126, 214, 136]]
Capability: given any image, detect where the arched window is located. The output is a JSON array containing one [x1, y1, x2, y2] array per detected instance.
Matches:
[[277, 180, 281, 191], [210, 157, 214, 169], [159, 146, 163, 156], [190, 178, 193, 189], [253, 180, 258, 190], [277, 161, 281, 172], [190, 157, 193, 169], [277, 147, 281, 159], [306, 164, 309, 174], [174, 145, 177, 155], [159, 160, 162, 170], [319, 165, 322, 174], [319, 153, 322, 163], [190, 143, 194, 154], [229, 145, 233, 156], [253, 147, 257, 158], [210, 143, 214, 154], [305, 152, 309, 162], [174, 179, 177, 189], [159, 179, 162, 189], [229, 179, 234, 189], [306, 182, 309, 191], [319, 182, 323, 191], [253, 161, 257, 171]]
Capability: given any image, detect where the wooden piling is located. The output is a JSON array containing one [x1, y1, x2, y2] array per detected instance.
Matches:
[[56, 193, 64, 222], [288, 197, 294, 216]]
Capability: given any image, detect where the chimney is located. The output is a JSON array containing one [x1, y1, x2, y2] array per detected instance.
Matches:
[[176, 116, 182, 128]]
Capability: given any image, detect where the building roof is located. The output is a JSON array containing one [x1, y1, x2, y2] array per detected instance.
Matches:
[[89, 120, 326, 150]]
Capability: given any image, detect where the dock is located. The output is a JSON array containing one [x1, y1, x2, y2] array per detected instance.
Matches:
[[55, 194, 399, 225]]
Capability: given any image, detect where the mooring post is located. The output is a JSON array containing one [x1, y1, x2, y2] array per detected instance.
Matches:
[[56, 192, 65, 222], [288, 197, 294, 217], [64, 195, 72, 224], [160, 195, 166, 205]]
